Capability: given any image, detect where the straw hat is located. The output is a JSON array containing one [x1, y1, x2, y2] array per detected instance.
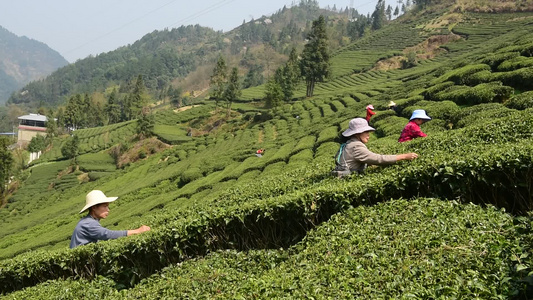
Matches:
[[409, 109, 432, 121], [342, 118, 375, 137], [388, 101, 396, 107], [79, 190, 118, 213]]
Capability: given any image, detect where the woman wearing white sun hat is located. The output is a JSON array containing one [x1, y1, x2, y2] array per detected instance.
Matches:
[[332, 118, 418, 177], [70, 190, 151, 248], [398, 109, 431, 143]]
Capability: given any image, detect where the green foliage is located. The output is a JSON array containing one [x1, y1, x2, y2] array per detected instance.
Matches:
[[77, 152, 117, 172], [403, 100, 459, 124], [422, 81, 455, 100], [455, 104, 513, 128], [136, 112, 155, 138], [300, 15, 330, 97], [401, 51, 418, 69], [492, 67, 533, 90], [27, 135, 47, 153], [373, 116, 406, 137], [210, 55, 227, 108], [0, 136, 13, 198], [8, 24, 217, 107], [316, 126, 338, 144], [61, 135, 80, 160], [223, 67, 241, 112], [274, 47, 301, 101], [4, 10, 533, 300], [504, 91, 533, 110], [105, 89, 121, 124], [481, 51, 520, 70], [497, 56, 533, 72], [242, 64, 264, 88], [434, 64, 491, 85], [180, 167, 203, 184], [371, 0, 386, 30], [264, 78, 283, 109], [434, 82, 513, 105], [152, 125, 190, 144]]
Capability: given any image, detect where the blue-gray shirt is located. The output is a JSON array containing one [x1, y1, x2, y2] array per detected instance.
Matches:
[[70, 215, 127, 248]]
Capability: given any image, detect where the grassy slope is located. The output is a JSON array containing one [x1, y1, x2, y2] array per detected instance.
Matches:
[[2, 8, 533, 298]]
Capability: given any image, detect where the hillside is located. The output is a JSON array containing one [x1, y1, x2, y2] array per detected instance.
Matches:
[[0, 26, 68, 103], [6, 2, 346, 109], [2, 2, 533, 299]]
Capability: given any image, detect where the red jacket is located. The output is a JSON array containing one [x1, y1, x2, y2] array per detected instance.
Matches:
[[398, 121, 427, 142], [365, 108, 375, 122]]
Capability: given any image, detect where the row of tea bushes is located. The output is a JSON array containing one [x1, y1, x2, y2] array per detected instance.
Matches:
[[5, 198, 531, 299]]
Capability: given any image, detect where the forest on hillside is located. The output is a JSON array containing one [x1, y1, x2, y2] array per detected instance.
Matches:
[[5, 0, 407, 115]]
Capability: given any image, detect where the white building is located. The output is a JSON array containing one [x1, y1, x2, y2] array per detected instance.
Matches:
[[17, 114, 48, 143]]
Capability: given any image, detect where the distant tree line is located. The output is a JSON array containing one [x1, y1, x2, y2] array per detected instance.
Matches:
[[7, 0, 412, 116], [7, 25, 219, 108]]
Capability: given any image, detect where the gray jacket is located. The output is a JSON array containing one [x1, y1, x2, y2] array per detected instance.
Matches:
[[338, 138, 397, 173], [70, 215, 127, 248]]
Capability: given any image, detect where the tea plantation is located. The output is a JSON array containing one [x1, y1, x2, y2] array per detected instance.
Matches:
[[2, 9, 533, 299]]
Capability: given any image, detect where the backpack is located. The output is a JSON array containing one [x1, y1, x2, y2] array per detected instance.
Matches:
[[334, 143, 347, 167], [331, 142, 351, 178]]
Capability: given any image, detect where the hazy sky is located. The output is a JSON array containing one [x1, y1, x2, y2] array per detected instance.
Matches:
[[0, 0, 399, 63]]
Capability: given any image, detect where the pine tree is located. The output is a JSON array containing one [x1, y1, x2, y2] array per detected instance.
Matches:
[[137, 108, 155, 139], [0, 136, 13, 205], [64, 94, 83, 130], [223, 67, 241, 116], [210, 55, 228, 110], [105, 89, 121, 124], [56, 107, 65, 133], [264, 78, 283, 109], [386, 5, 393, 21], [372, 0, 386, 30], [45, 111, 57, 142], [276, 47, 301, 101], [413, 0, 430, 8], [300, 15, 330, 97], [130, 75, 146, 119], [243, 64, 264, 88], [394, 6, 400, 17], [81, 93, 92, 128], [61, 135, 79, 162]]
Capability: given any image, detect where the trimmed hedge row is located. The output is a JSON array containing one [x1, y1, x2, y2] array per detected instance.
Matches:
[[434, 82, 513, 105], [8, 198, 529, 299], [1, 136, 532, 295], [505, 91, 533, 110]]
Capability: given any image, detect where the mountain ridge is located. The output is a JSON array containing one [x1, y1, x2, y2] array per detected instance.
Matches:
[[0, 26, 68, 103]]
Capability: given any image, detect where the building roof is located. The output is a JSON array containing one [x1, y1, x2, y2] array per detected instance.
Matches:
[[18, 114, 48, 122]]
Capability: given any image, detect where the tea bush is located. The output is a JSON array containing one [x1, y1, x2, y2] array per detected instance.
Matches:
[[497, 56, 533, 71], [433, 64, 491, 85], [481, 51, 521, 70], [504, 91, 533, 110], [434, 82, 513, 105], [492, 67, 533, 90], [403, 100, 459, 124]]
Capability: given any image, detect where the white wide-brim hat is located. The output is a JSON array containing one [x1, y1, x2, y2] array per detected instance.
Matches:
[[79, 190, 118, 213], [388, 101, 396, 107], [342, 118, 375, 137], [410, 109, 431, 121]]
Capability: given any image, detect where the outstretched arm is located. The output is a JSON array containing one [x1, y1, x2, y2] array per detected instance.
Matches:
[[127, 225, 151, 236], [396, 153, 418, 161]]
